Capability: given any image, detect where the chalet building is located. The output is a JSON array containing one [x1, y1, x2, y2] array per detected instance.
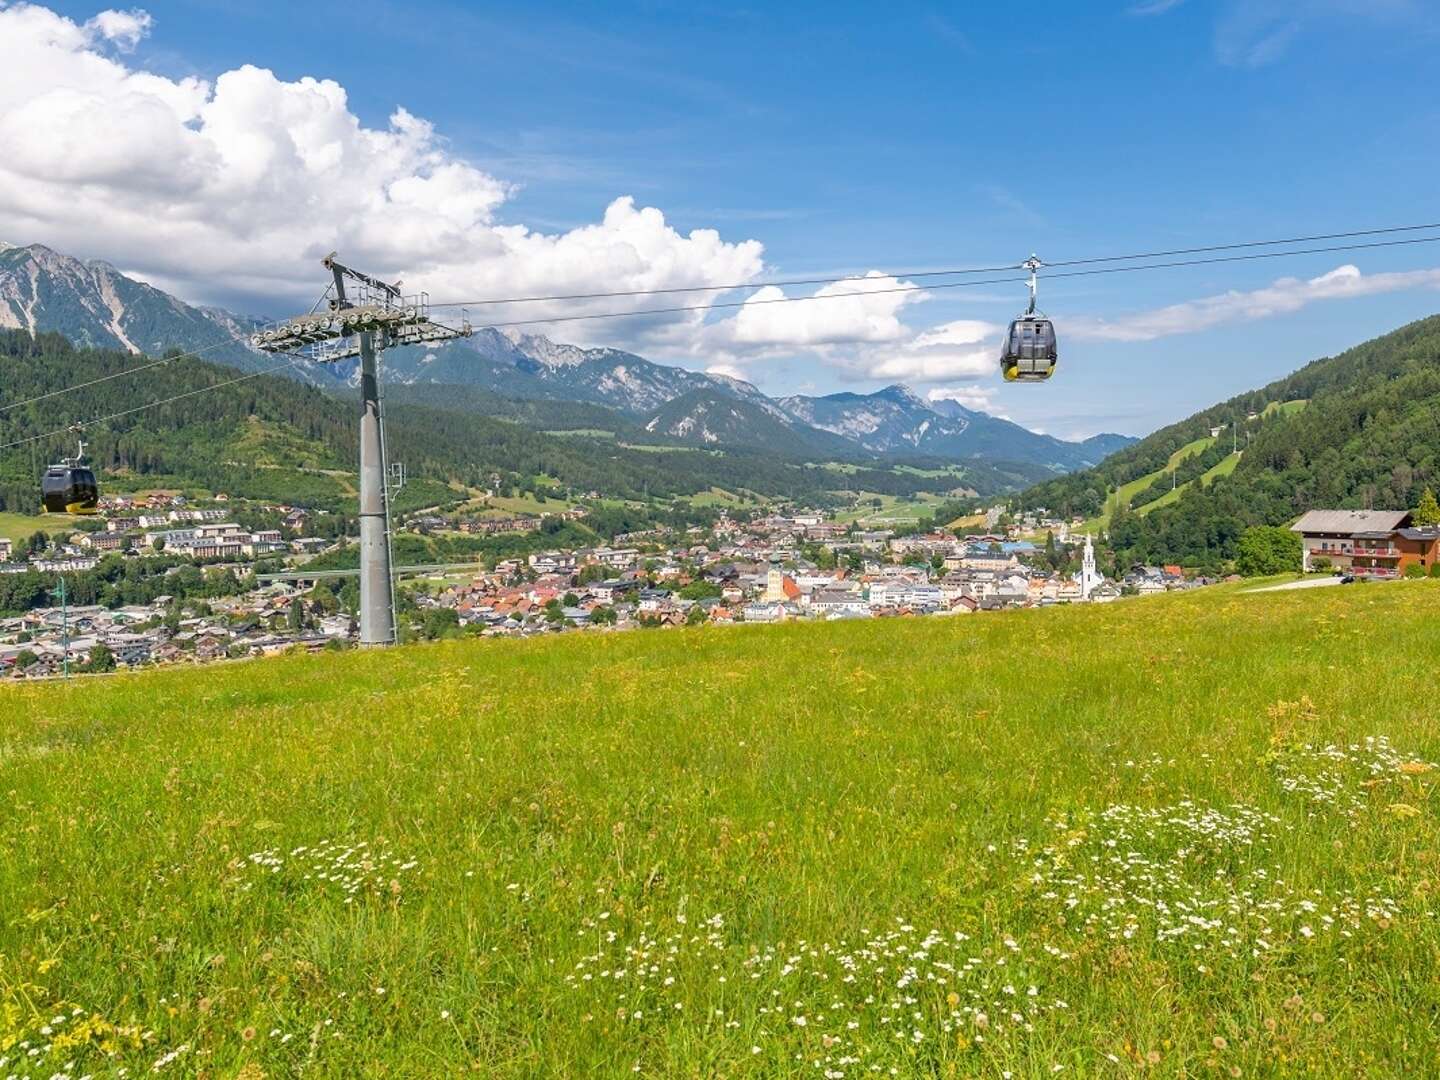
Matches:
[[1394, 527, 1440, 574], [1290, 510, 1440, 578]]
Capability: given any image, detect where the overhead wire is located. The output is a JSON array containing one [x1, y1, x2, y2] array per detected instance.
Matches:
[[0, 350, 314, 452], [427, 220, 1440, 309], [456, 233, 1440, 330], [4, 223, 1440, 442]]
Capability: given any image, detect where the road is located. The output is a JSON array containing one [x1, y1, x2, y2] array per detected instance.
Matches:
[[1248, 576, 1345, 593]]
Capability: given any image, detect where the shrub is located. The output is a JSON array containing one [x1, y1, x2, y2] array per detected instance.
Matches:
[[1310, 556, 1332, 572], [1403, 563, 1427, 579], [1236, 525, 1302, 577]]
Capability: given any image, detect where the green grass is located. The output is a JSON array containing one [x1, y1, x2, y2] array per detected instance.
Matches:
[[0, 510, 69, 545], [832, 491, 953, 525], [686, 487, 762, 508], [1081, 437, 1218, 532], [1165, 435, 1217, 469], [542, 429, 616, 439], [472, 492, 565, 516], [616, 442, 720, 455], [1136, 450, 1244, 516], [1263, 399, 1309, 418], [3, 583, 1440, 1076]]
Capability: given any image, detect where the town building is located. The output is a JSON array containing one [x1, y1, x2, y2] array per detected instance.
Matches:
[[1289, 510, 1440, 577]]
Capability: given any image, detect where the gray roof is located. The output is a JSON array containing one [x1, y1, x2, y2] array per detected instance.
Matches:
[[1290, 510, 1409, 534]]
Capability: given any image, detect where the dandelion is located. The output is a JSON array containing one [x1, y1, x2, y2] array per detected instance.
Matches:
[[1310, 1012, 1326, 1025], [241, 1026, 256, 1042], [1213, 1035, 1228, 1050]]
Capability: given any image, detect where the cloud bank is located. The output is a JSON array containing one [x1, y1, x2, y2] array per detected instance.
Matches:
[[1066, 264, 1440, 342], [0, 2, 1009, 396]]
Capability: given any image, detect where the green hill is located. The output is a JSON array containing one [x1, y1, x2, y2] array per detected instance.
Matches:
[[3, 583, 1439, 1075], [1027, 314, 1440, 565], [0, 331, 989, 527], [1080, 434, 1217, 531]]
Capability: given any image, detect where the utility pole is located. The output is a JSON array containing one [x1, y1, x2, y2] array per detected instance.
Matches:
[[54, 576, 69, 679], [252, 254, 470, 645]]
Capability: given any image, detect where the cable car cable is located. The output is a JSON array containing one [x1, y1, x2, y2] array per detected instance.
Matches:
[[5, 225, 1440, 433], [0, 351, 313, 453], [427, 220, 1440, 309], [458, 233, 1440, 331], [0, 298, 330, 416]]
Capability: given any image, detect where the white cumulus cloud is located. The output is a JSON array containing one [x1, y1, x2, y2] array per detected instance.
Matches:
[[1066, 264, 1440, 342], [0, 3, 765, 330], [724, 272, 923, 347], [87, 7, 151, 50], [927, 384, 1006, 416]]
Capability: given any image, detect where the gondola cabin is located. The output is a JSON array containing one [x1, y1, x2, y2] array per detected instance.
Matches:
[[1000, 316, 1057, 382], [41, 444, 99, 515]]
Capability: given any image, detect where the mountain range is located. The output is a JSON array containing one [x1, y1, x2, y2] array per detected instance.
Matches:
[[0, 241, 1133, 473]]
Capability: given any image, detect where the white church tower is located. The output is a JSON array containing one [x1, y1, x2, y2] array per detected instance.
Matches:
[[1079, 532, 1101, 601]]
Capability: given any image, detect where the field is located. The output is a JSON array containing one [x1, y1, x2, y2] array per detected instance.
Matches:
[[0, 510, 65, 545], [831, 491, 955, 526], [1263, 399, 1310, 419], [686, 487, 764, 509], [3, 583, 1439, 1077]]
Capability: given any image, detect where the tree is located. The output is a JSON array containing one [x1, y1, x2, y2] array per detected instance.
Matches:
[[83, 643, 116, 673], [590, 605, 617, 626], [14, 649, 38, 670], [310, 580, 340, 614], [1413, 487, 1440, 528], [422, 607, 461, 639], [288, 597, 306, 633], [1235, 525, 1302, 577], [678, 580, 721, 601], [685, 604, 707, 626]]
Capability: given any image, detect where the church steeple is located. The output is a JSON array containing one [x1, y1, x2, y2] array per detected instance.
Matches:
[[1080, 532, 1100, 600]]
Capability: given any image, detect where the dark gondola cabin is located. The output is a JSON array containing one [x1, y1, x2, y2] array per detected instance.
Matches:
[[41, 449, 99, 515]]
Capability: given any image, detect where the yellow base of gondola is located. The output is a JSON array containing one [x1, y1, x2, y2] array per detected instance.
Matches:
[[1001, 365, 1053, 383], [42, 504, 99, 516]]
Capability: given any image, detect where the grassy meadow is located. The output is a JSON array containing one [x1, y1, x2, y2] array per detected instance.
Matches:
[[2, 582, 1439, 1077]]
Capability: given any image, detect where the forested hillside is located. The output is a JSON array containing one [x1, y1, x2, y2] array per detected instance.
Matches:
[[1022, 314, 1440, 567], [0, 331, 1004, 517]]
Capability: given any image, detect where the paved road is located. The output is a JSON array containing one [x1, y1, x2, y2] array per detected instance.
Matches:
[[1249, 576, 1345, 593]]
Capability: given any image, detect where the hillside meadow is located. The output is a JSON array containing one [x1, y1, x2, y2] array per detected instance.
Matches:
[[2, 583, 1438, 1077]]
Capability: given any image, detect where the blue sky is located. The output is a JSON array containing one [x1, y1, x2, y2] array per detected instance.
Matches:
[[17, 0, 1440, 437]]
